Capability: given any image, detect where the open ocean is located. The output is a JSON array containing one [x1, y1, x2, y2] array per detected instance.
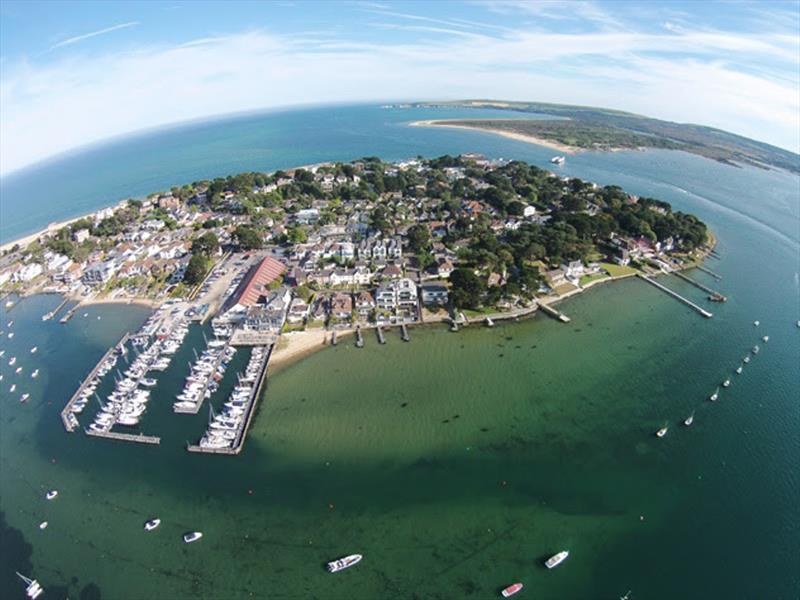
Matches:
[[0, 104, 798, 599]]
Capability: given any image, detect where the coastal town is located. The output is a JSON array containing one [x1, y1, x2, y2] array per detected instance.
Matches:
[[0, 154, 711, 342]]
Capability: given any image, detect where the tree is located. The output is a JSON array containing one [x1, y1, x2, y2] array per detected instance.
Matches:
[[287, 226, 307, 244], [449, 268, 485, 309], [183, 253, 209, 285], [193, 232, 219, 256], [407, 224, 430, 254], [234, 226, 263, 250]]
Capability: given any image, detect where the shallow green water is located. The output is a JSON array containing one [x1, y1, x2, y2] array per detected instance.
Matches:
[[1, 105, 798, 599]]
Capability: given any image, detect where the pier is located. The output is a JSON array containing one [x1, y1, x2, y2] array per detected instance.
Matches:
[[187, 344, 271, 455], [174, 341, 230, 415], [638, 275, 713, 318], [355, 326, 364, 348], [85, 429, 161, 445], [331, 329, 338, 346], [696, 265, 722, 280], [43, 297, 70, 321], [60, 303, 81, 323], [672, 271, 726, 301], [61, 332, 130, 432], [400, 323, 410, 341], [537, 302, 571, 323], [376, 326, 386, 344]]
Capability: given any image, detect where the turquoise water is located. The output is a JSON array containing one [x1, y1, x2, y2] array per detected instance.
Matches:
[[0, 105, 798, 599]]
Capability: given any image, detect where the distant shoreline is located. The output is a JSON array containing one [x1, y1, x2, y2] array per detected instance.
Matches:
[[409, 119, 584, 155]]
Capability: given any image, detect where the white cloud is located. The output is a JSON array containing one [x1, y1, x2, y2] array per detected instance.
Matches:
[[50, 21, 140, 50], [1, 17, 798, 176]]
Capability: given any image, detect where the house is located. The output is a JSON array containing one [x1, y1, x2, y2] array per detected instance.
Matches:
[[436, 258, 454, 278], [296, 208, 320, 225], [73, 228, 91, 243], [381, 264, 402, 279], [242, 287, 291, 330], [354, 291, 375, 317], [328, 292, 352, 319], [13, 263, 43, 282], [487, 272, 503, 287], [613, 248, 630, 266], [286, 298, 310, 324], [522, 205, 537, 218], [82, 259, 118, 285], [545, 268, 566, 288], [375, 277, 418, 311], [421, 283, 448, 305], [561, 260, 584, 279], [157, 195, 180, 210]]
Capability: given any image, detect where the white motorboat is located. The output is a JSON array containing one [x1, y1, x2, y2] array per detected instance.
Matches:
[[31, 369, 39, 378], [684, 412, 694, 427], [722, 379, 731, 387], [20, 393, 30, 402], [327, 554, 362, 572], [39, 521, 48, 530], [709, 387, 719, 401], [743, 356, 750, 364], [144, 518, 161, 531], [9, 356, 16, 366], [183, 531, 203, 543], [753, 320, 759, 326], [45, 490, 58, 500], [16, 572, 44, 599], [762, 335, 769, 342], [656, 425, 668, 438], [545, 550, 569, 569], [10, 384, 16, 393], [550, 155, 566, 165], [735, 365, 743, 374], [30, 346, 37, 353]]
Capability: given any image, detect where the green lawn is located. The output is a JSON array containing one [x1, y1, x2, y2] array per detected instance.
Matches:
[[579, 272, 610, 286], [599, 262, 638, 277]]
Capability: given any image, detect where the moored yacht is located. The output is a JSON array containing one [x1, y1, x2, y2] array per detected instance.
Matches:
[[501, 582, 523, 597], [20, 393, 30, 402], [30, 346, 37, 353], [709, 387, 719, 401], [183, 531, 203, 543], [656, 424, 668, 438], [9, 356, 16, 366], [16, 572, 43, 599], [545, 550, 569, 569], [684, 412, 694, 427], [752, 345, 759, 354], [762, 335, 769, 342], [10, 384, 16, 393], [550, 155, 566, 165], [327, 554, 362, 572], [144, 518, 161, 531], [45, 490, 58, 500], [722, 378, 731, 387], [743, 356, 750, 363], [39, 521, 48, 530], [735, 365, 743, 374], [753, 320, 759, 326], [31, 369, 39, 378]]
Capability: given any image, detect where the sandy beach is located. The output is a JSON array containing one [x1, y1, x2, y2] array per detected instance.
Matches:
[[409, 120, 583, 154], [269, 327, 352, 371]]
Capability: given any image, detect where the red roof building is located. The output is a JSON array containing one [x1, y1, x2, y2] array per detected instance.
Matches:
[[224, 256, 286, 313]]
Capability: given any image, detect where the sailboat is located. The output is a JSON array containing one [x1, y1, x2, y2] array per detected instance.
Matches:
[[684, 412, 694, 427], [709, 387, 719, 401], [743, 356, 750, 364], [753, 320, 759, 326], [656, 424, 668, 438], [762, 335, 769, 343], [722, 379, 731, 388], [15, 572, 44, 599], [735, 365, 743, 374]]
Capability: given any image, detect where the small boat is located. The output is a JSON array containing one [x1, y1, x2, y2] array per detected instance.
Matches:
[[486, 317, 494, 327], [31, 369, 39, 378], [8, 332, 14, 339], [20, 393, 30, 402], [327, 554, 363, 573], [16, 366, 23, 374], [550, 155, 566, 165], [752, 345, 759, 354], [45, 490, 58, 500], [545, 550, 569, 569], [743, 356, 750, 364], [9, 356, 16, 366], [10, 384, 16, 393], [30, 346, 37, 354], [183, 531, 203, 543], [735, 366, 743, 374], [144, 518, 161, 531], [83, 313, 88, 317], [753, 320, 759, 326], [0, 350, 4, 356], [684, 412, 694, 427], [722, 379, 731, 388], [16, 572, 44, 599], [501, 582, 524, 597], [656, 424, 668, 438], [38, 521, 48, 530], [7, 320, 13, 327], [762, 335, 769, 342], [709, 387, 719, 401]]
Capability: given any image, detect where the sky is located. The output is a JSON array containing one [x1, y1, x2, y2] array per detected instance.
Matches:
[[1, 0, 798, 176]]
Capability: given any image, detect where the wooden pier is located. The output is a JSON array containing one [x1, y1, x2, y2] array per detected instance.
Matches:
[[400, 323, 410, 341], [60, 303, 81, 323], [331, 329, 338, 346], [355, 326, 364, 348], [174, 341, 230, 415], [43, 297, 70, 321], [537, 302, 571, 323], [639, 275, 713, 318], [187, 344, 272, 455], [61, 332, 130, 432], [696, 265, 722, 280], [85, 429, 161, 445], [376, 326, 386, 344], [672, 271, 726, 300]]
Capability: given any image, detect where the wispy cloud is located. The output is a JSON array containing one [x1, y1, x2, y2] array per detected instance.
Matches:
[[50, 21, 140, 50]]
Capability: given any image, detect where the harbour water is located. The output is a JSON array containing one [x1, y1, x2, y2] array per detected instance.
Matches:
[[0, 104, 798, 598]]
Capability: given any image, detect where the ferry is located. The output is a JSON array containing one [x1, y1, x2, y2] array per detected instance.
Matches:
[[144, 518, 161, 531], [550, 155, 566, 165], [501, 582, 523, 597], [656, 424, 668, 438], [46, 490, 58, 500], [183, 531, 203, 543], [709, 387, 719, 401], [327, 554, 363, 573], [545, 550, 569, 569], [684, 412, 694, 427], [762, 335, 769, 343], [722, 379, 731, 388], [16, 572, 43, 599], [20, 393, 30, 402]]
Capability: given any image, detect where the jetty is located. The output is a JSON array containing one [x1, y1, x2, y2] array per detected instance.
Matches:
[[376, 326, 386, 344], [639, 275, 713, 318], [42, 297, 70, 321], [538, 302, 571, 323], [174, 341, 230, 415], [355, 326, 364, 348], [60, 303, 81, 323], [85, 429, 161, 445], [672, 271, 726, 301], [61, 332, 130, 432], [187, 344, 271, 455], [400, 323, 410, 341], [696, 265, 722, 280], [331, 329, 338, 345]]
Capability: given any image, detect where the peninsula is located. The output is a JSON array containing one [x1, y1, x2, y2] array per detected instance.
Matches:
[[1, 154, 712, 369], [409, 100, 800, 174]]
